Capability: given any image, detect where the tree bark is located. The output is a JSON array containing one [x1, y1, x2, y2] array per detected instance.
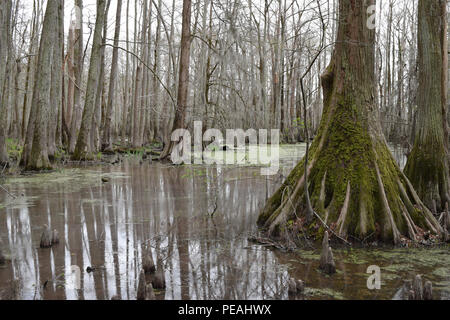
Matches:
[[69, 0, 84, 154], [160, 0, 192, 160], [73, 0, 107, 160], [25, 0, 59, 170], [0, 0, 12, 165], [91, 0, 111, 153], [48, 0, 64, 159], [405, 0, 450, 213], [258, 0, 443, 245], [102, 0, 123, 152]]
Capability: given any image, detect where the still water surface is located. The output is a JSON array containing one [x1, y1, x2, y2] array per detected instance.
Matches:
[[0, 144, 448, 300]]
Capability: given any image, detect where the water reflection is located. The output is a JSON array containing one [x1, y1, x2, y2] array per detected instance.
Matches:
[[0, 160, 290, 300], [0, 144, 447, 300]]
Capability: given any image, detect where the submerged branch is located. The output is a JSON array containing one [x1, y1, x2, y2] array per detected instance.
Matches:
[[0, 184, 17, 199], [311, 209, 352, 246]]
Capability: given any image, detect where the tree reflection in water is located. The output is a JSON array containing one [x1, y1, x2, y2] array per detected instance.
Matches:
[[0, 145, 447, 300], [0, 162, 289, 300]]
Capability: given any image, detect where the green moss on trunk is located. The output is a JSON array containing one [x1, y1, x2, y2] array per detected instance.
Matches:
[[258, 0, 443, 245], [404, 0, 450, 213]]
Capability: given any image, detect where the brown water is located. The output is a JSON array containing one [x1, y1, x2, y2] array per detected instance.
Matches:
[[0, 145, 448, 300]]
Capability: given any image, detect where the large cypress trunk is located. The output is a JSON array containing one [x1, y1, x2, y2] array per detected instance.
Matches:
[[405, 0, 450, 213], [258, 0, 443, 245], [25, 0, 59, 170]]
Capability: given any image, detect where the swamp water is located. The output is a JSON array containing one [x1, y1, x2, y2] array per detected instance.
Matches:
[[0, 144, 448, 300]]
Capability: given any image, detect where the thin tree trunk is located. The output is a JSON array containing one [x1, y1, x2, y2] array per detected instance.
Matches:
[[0, 0, 12, 165], [21, 0, 40, 143], [73, 0, 107, 160], [160, 0, 192, 160], [121, 0, 130, 145], [69, 0, 84, 153], [102, 0, 123, 152], [48, 0, 64, 159]]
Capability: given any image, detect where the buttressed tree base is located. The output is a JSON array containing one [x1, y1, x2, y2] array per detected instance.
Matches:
[[258, 0, 443, 245]]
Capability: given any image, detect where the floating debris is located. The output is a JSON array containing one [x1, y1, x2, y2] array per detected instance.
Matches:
[[101, 177, 110, 183]]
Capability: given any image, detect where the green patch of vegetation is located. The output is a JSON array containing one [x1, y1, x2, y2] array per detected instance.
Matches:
[[4, 169, 129, 193], [296, 250, 320, 261], [432, 267, 448, 278], [381, 273, 401, 282], [181, 167, 208, 179], [383, 264, 415, 273], [434, 280, 450, 289], [305, 287, 344, 300], [6, 138, 23, 161], [54, 148, 68, 161], [81, 198, 104, 206], [341, 249, 369, 265], [1, 195, 39, 210], [368, 247, 450, 268]]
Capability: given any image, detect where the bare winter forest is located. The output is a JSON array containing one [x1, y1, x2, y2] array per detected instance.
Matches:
[[0, 0, 449, 302], [0, 0, 446, 165]]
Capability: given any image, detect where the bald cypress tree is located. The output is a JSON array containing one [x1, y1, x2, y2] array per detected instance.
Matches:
[[0, 0, 12, 165], [73, 0, 107, 160], [160, 0, 192, 160], [24, 0, 59, 170], [258, 0, 443, 244], [405, 0, 449, 213]]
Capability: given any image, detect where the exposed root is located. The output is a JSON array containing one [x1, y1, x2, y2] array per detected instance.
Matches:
[[318, 171, 327, 211], [312, 210, 352, 246], [397, 180, 420, 237], [375, 163, 401, 245], [263, 102, 333, 233], [400, 171, 443, 234], [359, 190, 368, 237], [266, 166, 308, 235], [336, 181, 351, 237], [323, 193, 336, 225], [399, 200, 417, 240]]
